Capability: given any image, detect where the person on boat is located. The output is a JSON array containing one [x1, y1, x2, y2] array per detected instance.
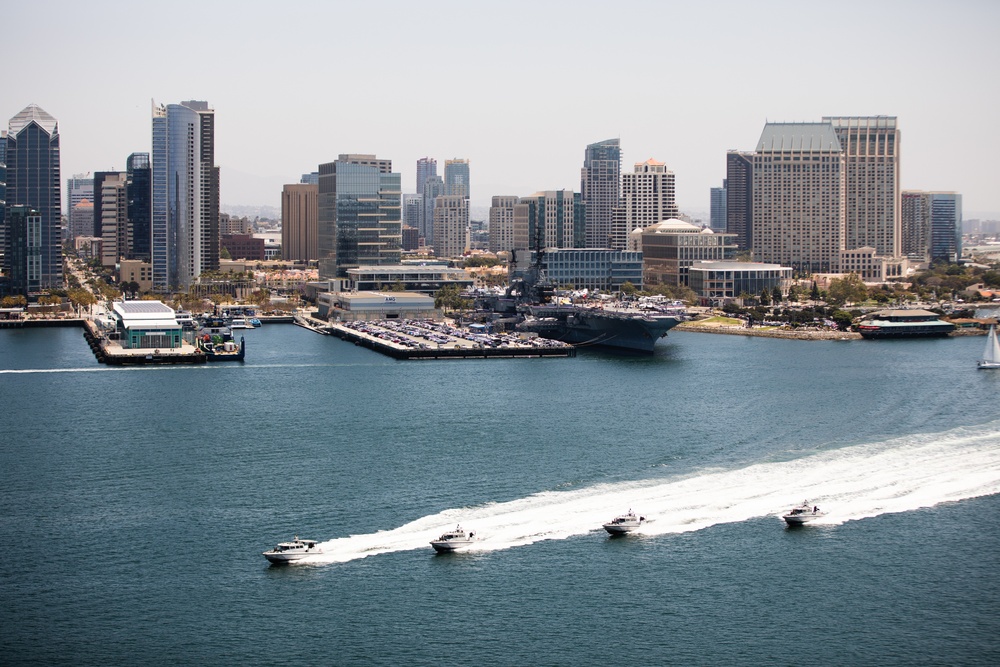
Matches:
[[813, 506, 819, 512]]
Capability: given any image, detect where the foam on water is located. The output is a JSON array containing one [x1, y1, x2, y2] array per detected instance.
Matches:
[[300, 419, 1000, 565]]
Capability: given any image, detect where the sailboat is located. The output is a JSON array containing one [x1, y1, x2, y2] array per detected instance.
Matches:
[[978, 325, 1000, 369]]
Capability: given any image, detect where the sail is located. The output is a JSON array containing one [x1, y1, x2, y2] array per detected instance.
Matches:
[[983, 326, 1000, 364]]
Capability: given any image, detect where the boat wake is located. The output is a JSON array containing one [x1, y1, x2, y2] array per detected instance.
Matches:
[[302, 420, 1000, 565]]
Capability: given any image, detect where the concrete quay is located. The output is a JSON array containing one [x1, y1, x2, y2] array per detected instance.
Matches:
[[675, 321, 862, 341]]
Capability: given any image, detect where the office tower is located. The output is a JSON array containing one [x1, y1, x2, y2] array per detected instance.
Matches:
[[489, 195, 518, 253], [66, 174, 93, 226], [281, 183, 318, 261], [0, 133, 5, 261], [126, 153, 151, 261], [68, 199, 94, 240], [513, 191, 580, 251], [92, 171, 117, 240], [99, 172, 127, 267], [401, 225, 419, 251], [402, 193, 422, 237], [416, 157, 437, 195], [904, 191, 962, 263], [726, 151, 753, 250], [4, 206, 40, 295], [317, 154, 401, 279], [444, 159, 470, 199], [617, 158, 678, 249], [752, 122, 845, 273], [823, 116, 900, 257], [641, 220, 737, 286], [710, 181, 727, 232], [151, 100, 219, 291], [5, 104, 62, 292], [433, 195, 469, 258], [421, 174, 445, 246], [581, 138, 621, 248], [300, 172, 319, 185]]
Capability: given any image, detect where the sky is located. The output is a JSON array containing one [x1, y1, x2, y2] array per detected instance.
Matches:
[[7, 0, 1000, 218]]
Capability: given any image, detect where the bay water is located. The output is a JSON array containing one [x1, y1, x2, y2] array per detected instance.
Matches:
[[1, 325, 998, 665]]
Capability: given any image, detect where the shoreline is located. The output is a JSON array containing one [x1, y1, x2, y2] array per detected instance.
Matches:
[[674, 322, 861, 340]]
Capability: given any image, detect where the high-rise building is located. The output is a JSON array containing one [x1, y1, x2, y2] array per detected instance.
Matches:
[[489, 195, 518, 253], [99, 172, 127, 267], [151, 100, 219, 291], [617, 158, 678, 249], [710, 182, 727, 233], [300, 172, 319, 185], [581, 138, 621, 248], [641, 219, 737, 287], [444, 159, 470, 199], [823, 116, 900, 257], [4, 206, 41, 295], [5, 105, 62, 292], [416, 157, 437, 195], [281, 183, 318, 261], [92, 171, 117, 241], [513, 191, 581, 252], [433, 195, 469, 258], [402, 193, 422, 238], [752, 123, 845, 273], [0, 132, 6, 261], [317, 154, 401, 279], [126, 152, 151, 261], [903, 191, 962, 263], [66, 173, 93, 227], [421, 174, 445, 246], [725, 151, 753, 250], [68, 199, 94, 240]]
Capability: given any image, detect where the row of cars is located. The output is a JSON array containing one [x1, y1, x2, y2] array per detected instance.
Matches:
[[342, 318, 571, 350]]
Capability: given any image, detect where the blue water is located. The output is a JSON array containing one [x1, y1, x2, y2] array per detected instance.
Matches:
[[1, 325, 998, 665]]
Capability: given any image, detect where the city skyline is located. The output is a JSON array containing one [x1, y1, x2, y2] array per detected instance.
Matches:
[[7, 0, 1000, 217]]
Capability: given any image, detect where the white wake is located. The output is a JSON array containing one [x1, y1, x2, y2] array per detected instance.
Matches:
[[300, 420, 1000, 565]]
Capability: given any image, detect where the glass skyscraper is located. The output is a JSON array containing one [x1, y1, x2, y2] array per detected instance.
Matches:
[[5, 105, 61, 293], [127, 152, 151, 261], [581, 138, 621, 249], [317, 154, 401, 279], [151, 101, 219, 291]]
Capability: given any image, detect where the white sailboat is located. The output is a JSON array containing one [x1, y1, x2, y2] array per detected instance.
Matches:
[[978, 325, 1000, 369]]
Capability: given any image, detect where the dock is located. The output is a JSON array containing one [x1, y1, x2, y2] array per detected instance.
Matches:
[[83, 320, 207, 365]]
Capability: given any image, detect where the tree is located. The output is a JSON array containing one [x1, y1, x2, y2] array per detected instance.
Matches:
[[771, 286, 783, 303], [759, 288, 771, 306], [620, 281, 638, 296], [810, 282, 821, 301], [787, 284, 800, 302], [434, 284, 471, 312], [831, 309, 855, 331], [826, 273, 868, 307], [220, 247, 232, 260]]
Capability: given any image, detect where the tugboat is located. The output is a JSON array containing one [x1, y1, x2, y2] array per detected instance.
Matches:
[[198, 333, 245, 361], [430, 525, 478, 553], [262, 536, 323, 564]]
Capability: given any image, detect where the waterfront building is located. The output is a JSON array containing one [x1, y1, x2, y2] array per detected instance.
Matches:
[[710, 182, 727, 232], [433, 195, 469, 258], [824, 116, 900, 258], [581, 138, 621, 248], [617, 158, 678, 250], [902, 190, 962, 263], [726, 151, 753, 250], [5, 104, 62, 292], [641, 219, 737, 287], [317, 154, 401, 279], [752, 122, 845, 274], [3, 206, 41, 295], [513, 191, 582, 252], [342, 264, 473, 294], [317, 290, 438, 322], [99, 172, 127, 267], [126, 153, 152, 262], [421, 174, 444, 247], [416, 157, 437, 195], [152, 100, 220, 291], [444, 159, 470, 199], [281, 183, 318, 261], [489, 195, 518, 253], [540, 248, 644, 291], [687, 260, 792, 302], [110, 300, 182, 349], [839, 247, 907, 282]]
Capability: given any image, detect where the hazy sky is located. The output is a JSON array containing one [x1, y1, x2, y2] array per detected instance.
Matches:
[[7, 0, 1000, 217]]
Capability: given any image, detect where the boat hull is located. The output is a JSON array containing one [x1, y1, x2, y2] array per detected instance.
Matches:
[[603, 523, 640, 535], [520, 306, 682, 353], [783, 513, 823, 526], [430, 540, 475, 553], [263, 552, 312, 564]]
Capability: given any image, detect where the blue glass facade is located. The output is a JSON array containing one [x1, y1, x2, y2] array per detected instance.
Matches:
[[538, 248, 643, 291], [5, 106, 61, 293]]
